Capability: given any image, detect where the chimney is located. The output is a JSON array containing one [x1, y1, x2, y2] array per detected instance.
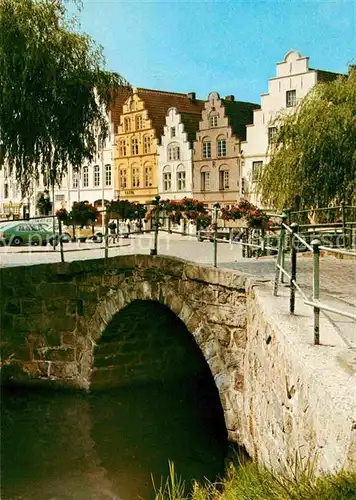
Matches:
[[225, 95, 235, 102], [187, 92, 196, 102]]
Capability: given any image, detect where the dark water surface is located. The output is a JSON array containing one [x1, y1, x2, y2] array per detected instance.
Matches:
[[1, 376, 227, 500]]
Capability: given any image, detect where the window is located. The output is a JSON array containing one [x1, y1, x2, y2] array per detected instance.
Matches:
[[120, 169, 127, 188], [94, 165, 100, 187], [135, 115, 143, 130], [163, 170, 172, 191], [241, 177, 245, 195], [119, 139, 126, 157], [105, 164, 112, 186], [201, 171, 210, 191], [4, 183, 9, 198], [210, 115, 218, 127], [219, 170, 229, 190], [177, 168, 186, 191], [252, 161, 263, 182], [217, 138, 227, 157], [131, 137, 139, 155], [124, 117, 131, 132], [168, 144, 180, 161], [286, 90, 296, 107], [144, 166, 153, 187], [143, 135, 151, 154], [72, 169, 78, 188], [202, 140, 211, 159], [268, 127, 277, 145], [132, 167, 140, 187], [171, 127, 176, 138], [83, 166, 89, 187]]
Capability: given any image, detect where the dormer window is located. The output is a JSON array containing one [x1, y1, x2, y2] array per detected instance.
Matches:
[[286, 90, 296, 107], [210, 115, 218, 127]]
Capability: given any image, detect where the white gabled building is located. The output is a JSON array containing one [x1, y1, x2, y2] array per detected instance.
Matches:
[[241, 50, 342, 206], [157, 105, 203, 200]]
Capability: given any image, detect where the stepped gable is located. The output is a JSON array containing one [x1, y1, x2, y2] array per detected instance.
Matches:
[[136, 88, 204, 142], [179, 112, 202, 145], [222, 98, 261, 141], [110, 85, 132, 132]]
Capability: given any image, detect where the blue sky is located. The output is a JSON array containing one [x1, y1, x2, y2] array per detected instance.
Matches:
[[77, 0, 355, 103]]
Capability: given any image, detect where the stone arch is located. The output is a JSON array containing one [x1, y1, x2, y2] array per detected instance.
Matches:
[[79, 278, 234, 425], [83, 279, 215, 379]]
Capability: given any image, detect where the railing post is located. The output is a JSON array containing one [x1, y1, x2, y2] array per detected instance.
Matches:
[[340, 201, 348, 248], [311, 239, 321, 345], [58, 218, 64, 263], [290, 222, 298, 314], [213, 204, 219, 268], [273, 213, 286, 296], [150, 195, 160, 256], [104, 216, 109, 261]]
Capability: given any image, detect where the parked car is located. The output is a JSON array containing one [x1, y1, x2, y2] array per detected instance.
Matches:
[[0, 222, 60, 246], [197, 226, 230, 242]]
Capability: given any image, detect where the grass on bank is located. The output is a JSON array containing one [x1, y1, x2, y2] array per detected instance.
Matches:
[[153, 460, 356, 500]]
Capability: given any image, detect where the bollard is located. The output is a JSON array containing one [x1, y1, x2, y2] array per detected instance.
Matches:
[[290, 222, 298, 313], [311, 239, 321, 345]]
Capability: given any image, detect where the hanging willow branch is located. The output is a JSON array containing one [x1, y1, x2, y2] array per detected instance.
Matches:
[[0, 0, 130, 195], [257, 67, 356, 210]]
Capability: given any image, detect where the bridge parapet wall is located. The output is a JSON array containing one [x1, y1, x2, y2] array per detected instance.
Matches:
[[1, 255, 355, 475]]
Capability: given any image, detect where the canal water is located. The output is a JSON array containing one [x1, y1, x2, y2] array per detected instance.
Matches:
[[1, 301, 228, 500]]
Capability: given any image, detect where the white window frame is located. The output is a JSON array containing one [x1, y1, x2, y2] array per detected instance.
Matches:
[[217, 138, 227, 157], [219, 170, 229, 190], [202, 141, 211, 159], [252, 161, 263, 182], [72, 169, 78, 189], [120, 169, 127, 188], [177, 170, 186, 191], [83, 166, 89, 187], [171, 127, 176, 138], [131, 137, 139, 155], [201, 171, 210, 191], [286, 90, 296, 108], [144, 166, 152, 187], [132, 168, 140, 188], [94, 165, 100, 187], [168, 144, 180, 161], [210, 115, 218, 127], [105, 164, 112, 187]]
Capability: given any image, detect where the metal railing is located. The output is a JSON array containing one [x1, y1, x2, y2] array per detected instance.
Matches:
[[273, 215, 356, 346]]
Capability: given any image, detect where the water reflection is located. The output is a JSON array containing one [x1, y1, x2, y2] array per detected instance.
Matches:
[[1, 376, 227, 500]]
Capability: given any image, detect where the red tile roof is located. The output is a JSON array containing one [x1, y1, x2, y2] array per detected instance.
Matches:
[[135, 88, 204, 141]]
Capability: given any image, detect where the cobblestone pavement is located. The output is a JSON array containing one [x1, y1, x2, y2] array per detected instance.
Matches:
[[1, 233, 355, 349]]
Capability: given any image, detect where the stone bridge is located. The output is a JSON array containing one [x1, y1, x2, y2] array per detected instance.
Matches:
[[0, 254, 355, 476]]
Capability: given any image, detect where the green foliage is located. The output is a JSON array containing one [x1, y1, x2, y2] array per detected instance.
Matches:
[[257, 67, 356, 210], [0, 0, 129, 194], [105, 199, 147, 221], [68, 201, 98, 227], [154, 460, 356, 500]]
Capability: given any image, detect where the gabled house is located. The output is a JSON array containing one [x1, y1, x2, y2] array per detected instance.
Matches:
[[157, 104, 204, 200], [192, 92, 260, 207]]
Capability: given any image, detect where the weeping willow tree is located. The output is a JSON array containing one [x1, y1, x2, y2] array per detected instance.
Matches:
[[257, 66, 356, 211], [0, 0, 129, 195]]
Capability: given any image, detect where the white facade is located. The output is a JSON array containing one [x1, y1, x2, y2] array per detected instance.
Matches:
[[241, 50, 321, 206], [157, 107, 196, 200], [61, 132, 116, 212], [0, 126, 116, 220]]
